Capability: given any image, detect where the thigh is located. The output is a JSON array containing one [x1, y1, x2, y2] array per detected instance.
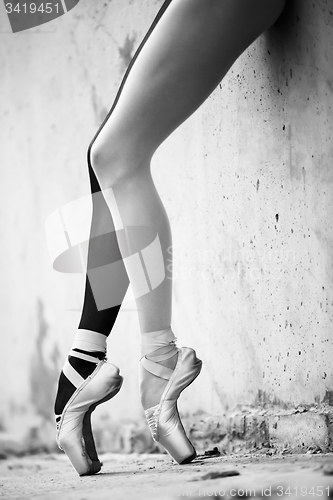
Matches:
[[92, 0, 286, 166]]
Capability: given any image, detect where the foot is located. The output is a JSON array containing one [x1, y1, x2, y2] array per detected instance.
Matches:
[[140, 352, 178, 410], [143, 347, 202, 464]]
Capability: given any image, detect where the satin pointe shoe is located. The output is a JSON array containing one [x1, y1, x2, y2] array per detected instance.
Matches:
[[55, 355, 123, 476], [143, 346, 202, 464]]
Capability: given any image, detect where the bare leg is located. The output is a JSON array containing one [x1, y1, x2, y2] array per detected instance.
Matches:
[[91, 0, 286, 409]]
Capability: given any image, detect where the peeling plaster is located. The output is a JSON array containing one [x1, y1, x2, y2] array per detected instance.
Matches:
[[118, 33, 136, 70], [29, 299, 60, 422]]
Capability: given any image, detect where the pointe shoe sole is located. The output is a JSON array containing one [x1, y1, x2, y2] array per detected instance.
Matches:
[[56, 361, 123, 476]]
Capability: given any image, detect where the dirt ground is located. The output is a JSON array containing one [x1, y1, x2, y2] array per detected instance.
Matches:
[[1, 451, 333, 500]]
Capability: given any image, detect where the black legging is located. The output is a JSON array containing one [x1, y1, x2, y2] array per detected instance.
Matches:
[[77, 0, 173, 337]]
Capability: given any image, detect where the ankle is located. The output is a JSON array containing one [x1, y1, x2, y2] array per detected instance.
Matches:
[[157, 351, 178, 370], [69, 355, 99, 378], [71, 330, 107, 355], [54, 331, 108, 417], [139, 368, 168, 410]]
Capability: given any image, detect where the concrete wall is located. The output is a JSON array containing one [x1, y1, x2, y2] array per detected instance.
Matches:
[[0, 0, 332, 454]]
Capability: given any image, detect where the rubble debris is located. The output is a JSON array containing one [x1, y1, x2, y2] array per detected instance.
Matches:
[[192, 470, 240, 481], [204, 447, 221, 457]]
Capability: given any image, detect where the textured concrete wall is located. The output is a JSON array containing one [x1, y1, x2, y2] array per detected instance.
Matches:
[[0, 0, 332, 453]]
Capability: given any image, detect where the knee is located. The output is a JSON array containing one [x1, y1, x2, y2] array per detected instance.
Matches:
[[89, 141, 149, 188], [89, 142, 121, 188]]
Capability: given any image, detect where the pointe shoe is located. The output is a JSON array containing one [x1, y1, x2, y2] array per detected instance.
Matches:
[[56, 359, 123, 476], [144, 347, 202, 464]]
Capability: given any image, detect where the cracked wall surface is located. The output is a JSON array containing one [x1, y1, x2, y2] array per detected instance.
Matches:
[[0, 0, 332, 452]]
